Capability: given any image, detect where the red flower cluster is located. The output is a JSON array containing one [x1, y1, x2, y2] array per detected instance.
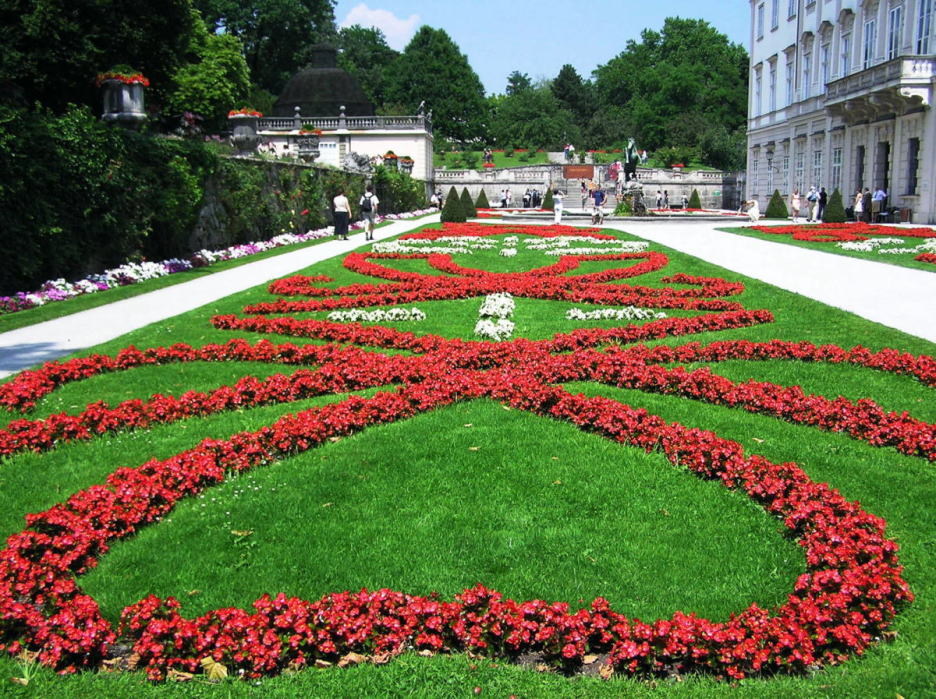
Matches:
[[750, 222, 936, 242], [915, 252, 936, 265], [96, 72, 149, 87], [0, 221, 928, 683], [228, 108, 262, 118]]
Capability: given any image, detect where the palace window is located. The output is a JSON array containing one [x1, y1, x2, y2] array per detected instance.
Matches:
[[812, 150, 823, 187], [786, 56, 795, 104], [840, 32, 851, 76], [769, 62, 777, 111], [772, 0, 780, 29], [863, 19, 877, 69], [795, 151, 805, 190], [802, 51, 812, 98], [754, 68, 763, 116], [888, 5, 904, 59], [831, 148, 842, 192], [788, 0, 797, 18], [758, 3, 766, 38], [820, 42, 831, 89], [918, 0, 933, 53], [782, 154, 790, 190]]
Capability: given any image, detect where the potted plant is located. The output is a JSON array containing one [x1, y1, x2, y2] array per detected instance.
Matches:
[[227, 108, 263, 154], [399, 155, 414, 174], [383, 151, 399, 170], [97, 66, 149, 127]]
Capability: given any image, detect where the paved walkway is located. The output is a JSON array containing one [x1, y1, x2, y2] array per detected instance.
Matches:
[[603, 219, 936, 343], [0, 214, 933, 378], [0, 215, 439, 378]]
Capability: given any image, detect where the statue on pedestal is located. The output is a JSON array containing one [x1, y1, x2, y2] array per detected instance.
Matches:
[[623, 137, 647, 183]]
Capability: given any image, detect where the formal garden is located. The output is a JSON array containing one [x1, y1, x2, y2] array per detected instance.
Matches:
[[0, 221, 932, 696]]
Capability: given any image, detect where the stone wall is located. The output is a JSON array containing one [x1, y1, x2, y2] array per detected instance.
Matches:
[[433, 164, 742, 209]]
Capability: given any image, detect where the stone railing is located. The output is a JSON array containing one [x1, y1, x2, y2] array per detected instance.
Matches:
[[258, 112, 431, 133]]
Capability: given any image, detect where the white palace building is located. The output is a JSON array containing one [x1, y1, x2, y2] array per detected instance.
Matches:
[[746, 0, 936, 222]]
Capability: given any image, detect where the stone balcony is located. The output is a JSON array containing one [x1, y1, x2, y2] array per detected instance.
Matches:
[[825, 55, 935, 124]]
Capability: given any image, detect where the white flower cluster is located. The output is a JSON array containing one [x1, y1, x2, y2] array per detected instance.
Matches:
[[500, 247, 517, 257], [524, 236, 649, 256], [372, 236, 498, 255], [875, 238, 936, 255], [474, 292, 515, 341], [566, 306, 667, 321], [327, 307, 426, 323], [837, 238, 905, 252]]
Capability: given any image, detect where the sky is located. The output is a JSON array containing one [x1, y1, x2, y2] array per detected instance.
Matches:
[[334, 1, 750, 95]]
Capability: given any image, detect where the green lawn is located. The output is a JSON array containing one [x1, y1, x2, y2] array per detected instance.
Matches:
[[721, 225, 936, 272], [0, 224, 933, 696]]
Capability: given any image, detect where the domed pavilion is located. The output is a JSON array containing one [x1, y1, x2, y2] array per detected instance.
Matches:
[[273, 45, 374, 117]]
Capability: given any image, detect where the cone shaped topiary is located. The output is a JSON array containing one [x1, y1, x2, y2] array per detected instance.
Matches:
[[441, 186, 466, 223], [475, 189, 490, 209], [823, 188, 847, 223], [542, 188, 555, 211], [765, 189, 789, 219], [688, 189, 702, 209], [460, 187, 477, 218]]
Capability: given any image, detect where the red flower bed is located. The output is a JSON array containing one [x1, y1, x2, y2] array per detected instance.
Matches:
[[0, 222, 928, 683], [915, 252, 936, 265], [750, 222, 936, 242]]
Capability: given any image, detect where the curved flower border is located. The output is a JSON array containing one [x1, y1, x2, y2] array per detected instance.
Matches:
[[0, 222, 928, 684]]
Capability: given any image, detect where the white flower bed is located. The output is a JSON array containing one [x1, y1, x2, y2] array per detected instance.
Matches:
[[326, 307, 426, 323], [566, 306, 667, 321], [474, 292, 516, 341], [473, 318, 516, 341], [500, 248, 517, 257], [837, 238, 904, 252]]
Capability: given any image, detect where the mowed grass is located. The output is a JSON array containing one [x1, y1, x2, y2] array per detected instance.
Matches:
[[721, 225, 936, 272], [0, 222, 933, 697]]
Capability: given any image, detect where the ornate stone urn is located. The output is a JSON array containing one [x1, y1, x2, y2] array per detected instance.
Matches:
[[228, 109, 262, 154], [297, 130, 321, 162], [98, 72, 148, 128]]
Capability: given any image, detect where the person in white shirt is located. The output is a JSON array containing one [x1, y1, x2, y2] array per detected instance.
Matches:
[[359, 185, 379, 240], [553, 189, 564, 224], [333, 190, 351, 240]]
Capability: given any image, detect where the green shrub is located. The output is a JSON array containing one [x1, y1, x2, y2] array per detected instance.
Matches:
[[504, 148, 514, 158], [764, 189, 789, 219], [441, 186, 466, 222], [614, 200, 632, 216], [518, 151, 530, 162], [688, 189, 702, 209], [462, 151, 480, 169], [475, 189, 490, 209], [460, 187, 477, 218], [542, 188, 555, 211], [823, 188, 847, 223]]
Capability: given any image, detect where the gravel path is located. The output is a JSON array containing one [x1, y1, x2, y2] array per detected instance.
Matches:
[[1, 214, 933, 379]]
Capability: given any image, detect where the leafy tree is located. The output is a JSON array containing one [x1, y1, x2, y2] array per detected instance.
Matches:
[[551, 64, 596, 132], [166, 16, 251, 130], [0, 0, 197, 112], [542, 188, 555, 211], [460, 187, 477, 218], [488, 87, 580, 150], [193, 0, 336, 95], [506, 70, 532, 95], [823, 188, 847, 223], [383, 27, 487, 142], [688, 189, 702, 209], [337, 25, 399, 107], [592, 18, 748, 158], [475, 189, 490, 209], [440, 185, 466, 222], [764, 190, 789, 219]]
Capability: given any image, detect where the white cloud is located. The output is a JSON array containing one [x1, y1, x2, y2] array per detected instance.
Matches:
[[339, 4, 420, 51]]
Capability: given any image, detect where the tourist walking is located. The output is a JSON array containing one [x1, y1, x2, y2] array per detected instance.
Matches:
[[359, 184, 379, 241], [663, 190, 669, 209], [581, 180, 588, 208], [862, 188, 872, 222], [332, 189, 351, 240], [505, 189, 512, 208], [742, 199, 761, 223], [790, 189, 801, 223], [805, 187, 819, 221], [817, 187, 828, 222], [681, 193, 689, 209], [655, 190, 663, 209], [553, 189, 564, 224], [592, 188, 606, 225], [853, 189, 864, 221]]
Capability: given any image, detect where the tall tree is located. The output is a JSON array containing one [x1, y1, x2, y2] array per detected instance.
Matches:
[[592, 17, 748, 162], [194, 0, 336, 95], [505, 70, 532, 95], [0, 0, 197, 112], [488, 87, 580, 150], [551, 64, 595, 131], [165, 15, 251, 129], [383, 27, 487, 143], [336, 25, 399, 108]]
